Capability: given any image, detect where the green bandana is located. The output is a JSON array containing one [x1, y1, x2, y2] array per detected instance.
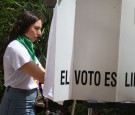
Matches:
[[16, 34, 36, 63]]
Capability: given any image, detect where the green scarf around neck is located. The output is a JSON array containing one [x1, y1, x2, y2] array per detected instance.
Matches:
[[16, 34, 36, 63]]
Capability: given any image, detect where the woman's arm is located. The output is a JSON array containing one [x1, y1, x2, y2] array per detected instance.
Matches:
[[19, 61, 45, 83]]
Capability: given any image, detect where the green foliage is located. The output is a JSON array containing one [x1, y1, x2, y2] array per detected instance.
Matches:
[[0, 70, 5, 101], [68, 101, 87, 115], [92, 108, 135, 115], [74, 102, 87, 115], [0, 0, 34, 52]]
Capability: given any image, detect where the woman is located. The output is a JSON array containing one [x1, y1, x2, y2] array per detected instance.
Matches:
[[0, 11, 45, 115]]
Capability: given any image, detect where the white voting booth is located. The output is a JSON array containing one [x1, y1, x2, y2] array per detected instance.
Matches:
[[43, 0, 135, 102]]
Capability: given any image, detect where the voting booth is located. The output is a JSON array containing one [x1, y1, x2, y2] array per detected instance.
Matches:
[[43, 0, 135, 102]]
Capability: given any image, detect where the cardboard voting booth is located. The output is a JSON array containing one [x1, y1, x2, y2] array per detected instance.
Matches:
[[43, 0, 135, 102]]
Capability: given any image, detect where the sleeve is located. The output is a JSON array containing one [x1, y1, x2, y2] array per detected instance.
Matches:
[[9, 43, 33, 70]]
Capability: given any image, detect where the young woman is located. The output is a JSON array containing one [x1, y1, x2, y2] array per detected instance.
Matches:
[[0, 11, 45, 115]]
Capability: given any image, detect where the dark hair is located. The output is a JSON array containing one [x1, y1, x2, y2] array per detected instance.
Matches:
[[8, 11, 43, 43]]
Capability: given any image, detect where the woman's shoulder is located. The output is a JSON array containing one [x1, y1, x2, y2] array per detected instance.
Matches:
[[8, 40, 22, 46], [6, 40, 27, 53], [8, 40, 25, 49]]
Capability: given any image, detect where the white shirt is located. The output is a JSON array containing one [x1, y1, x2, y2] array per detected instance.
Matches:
[[4, 40, 41, 89]]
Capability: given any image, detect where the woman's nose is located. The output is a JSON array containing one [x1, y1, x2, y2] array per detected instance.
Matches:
[[38, 29, 42, 36]]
